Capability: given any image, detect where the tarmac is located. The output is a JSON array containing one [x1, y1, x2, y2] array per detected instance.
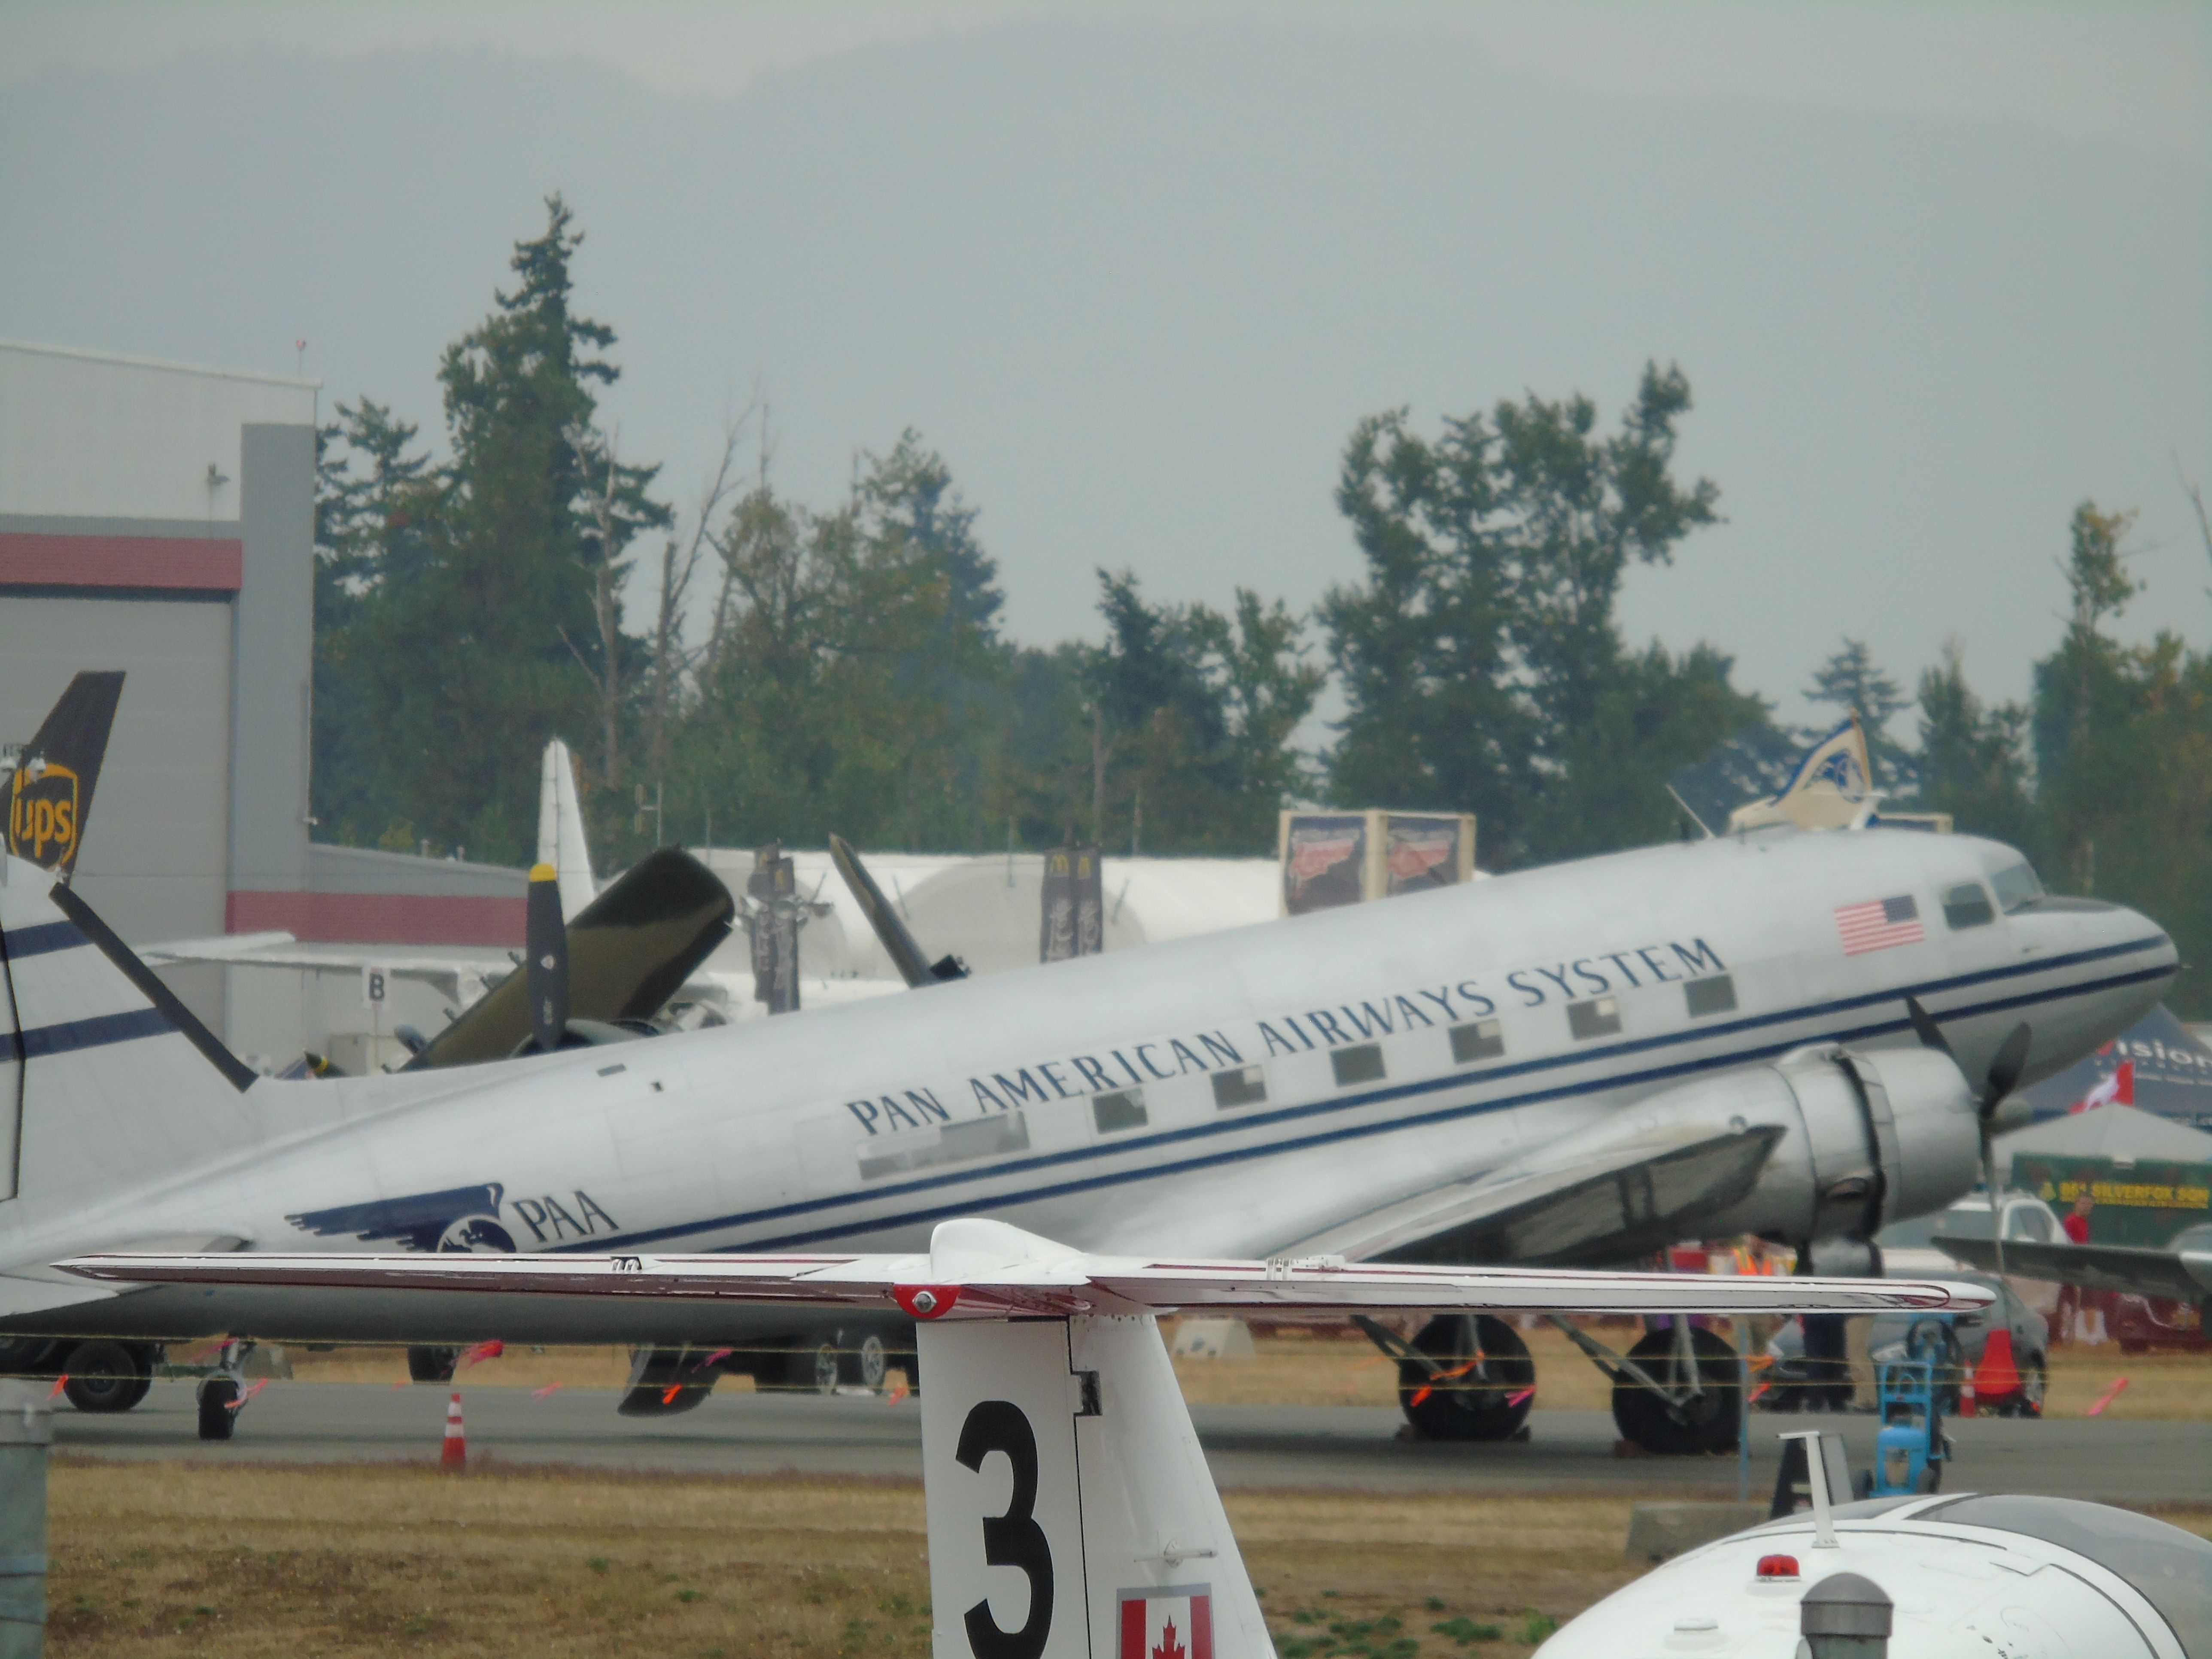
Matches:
[[52, 1381, 2212, 1504]]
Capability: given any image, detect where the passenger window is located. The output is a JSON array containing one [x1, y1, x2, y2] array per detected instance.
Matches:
[[1331, 1043, 1385, 1086], [1091, 1088, 1147, 1133], [1211, 1066, 1267, 1109], [1567, 996, 1621, 1041], [1942, 882, 1995, 930], [857, 1112, 1030, 1180], [1684, 975, 1737, 1018], [1449, 1019, 1504, 1063]]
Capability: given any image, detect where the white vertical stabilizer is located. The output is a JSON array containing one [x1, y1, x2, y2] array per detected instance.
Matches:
[[536, 739, 597, 921], [0, 854, 264, 1215], [919, 1315, 1271, 1659]]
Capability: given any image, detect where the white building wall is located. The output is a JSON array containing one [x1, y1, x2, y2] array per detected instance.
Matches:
[[0, 341, 316, 520]]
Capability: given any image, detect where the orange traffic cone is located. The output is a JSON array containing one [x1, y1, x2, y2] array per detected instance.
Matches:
[[1972, 1327, 2021, 1407], [441, 1391, 467, 1471]]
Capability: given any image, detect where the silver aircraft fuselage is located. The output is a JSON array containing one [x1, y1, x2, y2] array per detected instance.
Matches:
[[1, 827, 2174, 1345]]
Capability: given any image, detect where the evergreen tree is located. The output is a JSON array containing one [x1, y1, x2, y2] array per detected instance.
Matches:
[[1805, 637, 1917, 796], [1322, 364, 1755, 866], [322, 195, 669, 863], [1914, 638, 2035, 849]]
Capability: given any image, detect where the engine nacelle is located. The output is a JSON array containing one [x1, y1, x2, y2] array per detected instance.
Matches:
[[1572, 1044, 1981, 1253]]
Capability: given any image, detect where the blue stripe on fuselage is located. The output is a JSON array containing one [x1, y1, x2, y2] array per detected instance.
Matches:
[[555, 933, 2172, 1254], [3, 921, 86, 960], [2, 1006, 172, 1063]]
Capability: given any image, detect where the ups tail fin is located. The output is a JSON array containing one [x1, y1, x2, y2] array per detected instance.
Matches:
[[0, 856, 259, 1210], [537, 738, 597, 922], [6, 670, 125, 881], [919, 1315, 1270, 1659]]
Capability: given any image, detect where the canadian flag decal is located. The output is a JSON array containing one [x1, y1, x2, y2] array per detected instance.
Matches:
[[1120, 1585, 1213, 1659]]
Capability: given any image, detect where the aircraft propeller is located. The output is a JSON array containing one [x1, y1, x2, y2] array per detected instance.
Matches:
[[827, 834, 968, 989], [1905, 995, 2031, 1281], [525, 862, 569, 1054]]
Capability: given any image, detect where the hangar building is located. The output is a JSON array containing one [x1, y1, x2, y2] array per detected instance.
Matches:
[[0, 340, 524, 1067]]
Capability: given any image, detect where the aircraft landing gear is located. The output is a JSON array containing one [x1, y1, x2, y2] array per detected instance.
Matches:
[[1359, 1314, 1536, 1442], [58, 1340, 154, 1413], [407, 1345, 459, 1384], [1609, 1325, 1740, 1455], [195, 1339, 255, 1441], [1560, 1318, 1741, 1456]]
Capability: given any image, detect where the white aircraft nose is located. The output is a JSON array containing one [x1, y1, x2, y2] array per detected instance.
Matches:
[[1997, 897, 2177, 1087]]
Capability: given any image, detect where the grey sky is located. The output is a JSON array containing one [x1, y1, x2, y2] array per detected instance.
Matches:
[[4, 2, 2206, 740]]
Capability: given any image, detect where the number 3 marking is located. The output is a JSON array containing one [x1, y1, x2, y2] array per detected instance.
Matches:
[[955, 1399, 1053, 1659]]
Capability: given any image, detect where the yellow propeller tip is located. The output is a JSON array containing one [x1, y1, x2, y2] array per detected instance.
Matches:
[[529, 863, 558, 883]]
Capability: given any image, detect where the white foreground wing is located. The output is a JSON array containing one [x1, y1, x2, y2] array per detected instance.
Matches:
[[64, 1216, 1989, 1319]]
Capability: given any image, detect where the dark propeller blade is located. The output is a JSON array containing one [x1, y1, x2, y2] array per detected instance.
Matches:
[[1983, 1022, 2033, 1112], [525, 862, 568, 1055], [1903, 995, 1954, 1060], [828, 834, 965, 988]]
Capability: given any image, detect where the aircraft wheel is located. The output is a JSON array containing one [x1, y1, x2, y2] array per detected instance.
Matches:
[[1396, 1315, 1535, 1442], [197, 1379, 239, 1441], [758, 1341, 841, 1395], [60, 1341, 152, 1413], [407, 1345, 459, 1384], [1611, 1325, 1740, 1456], [842, 1333, 888, 1392]]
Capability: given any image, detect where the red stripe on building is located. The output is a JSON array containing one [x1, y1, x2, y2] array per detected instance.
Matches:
[[0, 532, 243, 592], [227, 890, 526, 947]]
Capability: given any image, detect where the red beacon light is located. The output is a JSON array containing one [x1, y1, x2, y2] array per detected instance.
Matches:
[[1756, 1554, 1801, 1580]]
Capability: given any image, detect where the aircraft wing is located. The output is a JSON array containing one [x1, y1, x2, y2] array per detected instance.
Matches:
[[1270, 1121, 1786, 1268], [1936, 1235, 2212, 1304], [62, 1217, 1987, 1319], [139, 937, 512, 1004]]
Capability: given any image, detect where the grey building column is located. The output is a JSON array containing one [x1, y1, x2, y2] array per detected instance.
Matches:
[[0, 1380, 52, 1659], [230, 423, 314, 896]]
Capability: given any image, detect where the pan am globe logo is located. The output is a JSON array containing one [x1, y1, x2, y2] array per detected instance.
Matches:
[[1812, 746, 1869, 800], [7, 759, 81, 869]]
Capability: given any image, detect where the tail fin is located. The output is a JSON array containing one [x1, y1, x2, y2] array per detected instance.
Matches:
[[6, 671, 125, 881], [536, 739, 596, 922], [0, 856, 258, 1209], [921, 1314, 1269, 1659]]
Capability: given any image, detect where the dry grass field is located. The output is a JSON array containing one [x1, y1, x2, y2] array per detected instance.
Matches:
[[45, 1461, 1643, 1659], [43, 1459, 2212, 1659]]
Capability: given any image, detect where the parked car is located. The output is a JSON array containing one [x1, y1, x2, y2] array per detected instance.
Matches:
[[1758, 1270, 2048, 1418]]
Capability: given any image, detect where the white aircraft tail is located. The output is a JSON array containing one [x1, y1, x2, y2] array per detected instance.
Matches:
[[0, 855, 263, 1212], [71, 1218, 1992, 1659], [536, 738, 596, 921]]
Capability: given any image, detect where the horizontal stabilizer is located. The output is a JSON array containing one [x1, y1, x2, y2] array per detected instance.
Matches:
[[65, 1215, 1987, 1318]]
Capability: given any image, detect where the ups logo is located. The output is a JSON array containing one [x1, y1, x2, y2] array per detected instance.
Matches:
[[8, 761, 80, 869]]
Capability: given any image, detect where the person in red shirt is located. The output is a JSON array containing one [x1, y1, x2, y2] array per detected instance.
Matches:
[[2059, 1191, 2105, 1344]]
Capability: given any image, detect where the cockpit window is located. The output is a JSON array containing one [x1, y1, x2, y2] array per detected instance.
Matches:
[[1989, 861, 2045, 913], [1917, 1496, 2212, 1649], [1941, 882, 1994, 930]]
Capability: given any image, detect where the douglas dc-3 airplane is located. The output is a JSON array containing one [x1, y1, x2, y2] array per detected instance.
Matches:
[[0, 814, 2175, 1450]]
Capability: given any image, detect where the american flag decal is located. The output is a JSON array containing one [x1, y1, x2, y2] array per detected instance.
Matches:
[[1835, 894, 1924, 955]]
